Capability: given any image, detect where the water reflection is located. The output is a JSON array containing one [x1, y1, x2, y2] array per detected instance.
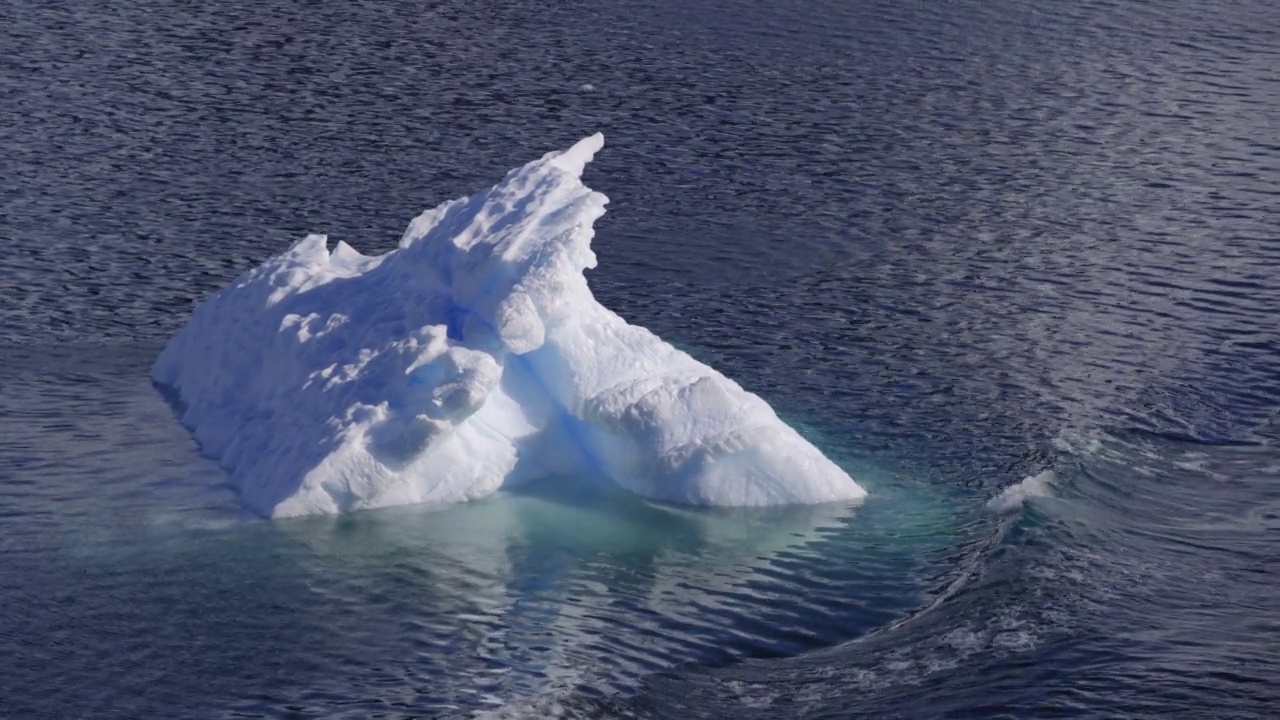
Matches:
[[278, 475, 861, 706]]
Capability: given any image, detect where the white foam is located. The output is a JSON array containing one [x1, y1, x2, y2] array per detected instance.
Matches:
[[1051, 427, 1104, 457], [154, 135, 866, 517], [986, 470, 1055, 513]]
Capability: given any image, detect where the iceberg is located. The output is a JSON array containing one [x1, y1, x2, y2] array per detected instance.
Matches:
[[153, 135, 866, 517], [987, 470, 1055, 513]]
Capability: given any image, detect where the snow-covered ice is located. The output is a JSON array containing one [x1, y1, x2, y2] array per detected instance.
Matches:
[[153, 135, 866, 517]]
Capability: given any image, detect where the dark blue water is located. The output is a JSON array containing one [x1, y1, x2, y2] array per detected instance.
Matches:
[[3, 0, 1278, 717]]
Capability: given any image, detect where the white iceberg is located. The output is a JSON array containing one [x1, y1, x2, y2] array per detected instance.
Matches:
[[153, 134, 866, 517], [986, 470, 1055, 514]]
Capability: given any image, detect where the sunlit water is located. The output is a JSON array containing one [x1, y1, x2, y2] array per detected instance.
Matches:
[[3, 0, 1277, 717]]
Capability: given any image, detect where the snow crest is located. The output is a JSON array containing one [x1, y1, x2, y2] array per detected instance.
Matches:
[[153, 135, 866, 517]]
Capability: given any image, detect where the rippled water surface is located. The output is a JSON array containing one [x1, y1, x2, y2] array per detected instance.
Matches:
[[3, 0, 1278, 717]]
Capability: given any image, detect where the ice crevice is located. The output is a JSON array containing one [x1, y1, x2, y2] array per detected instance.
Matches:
[[153, 134, 867, 517]]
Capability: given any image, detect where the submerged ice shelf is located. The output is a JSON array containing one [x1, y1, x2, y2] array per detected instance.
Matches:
[[153, 135, 866, 517]]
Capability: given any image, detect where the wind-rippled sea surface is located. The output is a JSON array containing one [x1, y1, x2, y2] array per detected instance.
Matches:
[[2, 0, 1278, 717]]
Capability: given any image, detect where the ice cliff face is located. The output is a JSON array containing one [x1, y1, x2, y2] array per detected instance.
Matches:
[[153, 135, 866, 517]]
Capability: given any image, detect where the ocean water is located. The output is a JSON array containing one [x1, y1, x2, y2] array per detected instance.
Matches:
[[2, 0, 1278, 717]]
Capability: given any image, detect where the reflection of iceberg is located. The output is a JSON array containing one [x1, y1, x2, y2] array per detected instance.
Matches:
[[154, 135, 865, 517], [280, 479, 863, 711]]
